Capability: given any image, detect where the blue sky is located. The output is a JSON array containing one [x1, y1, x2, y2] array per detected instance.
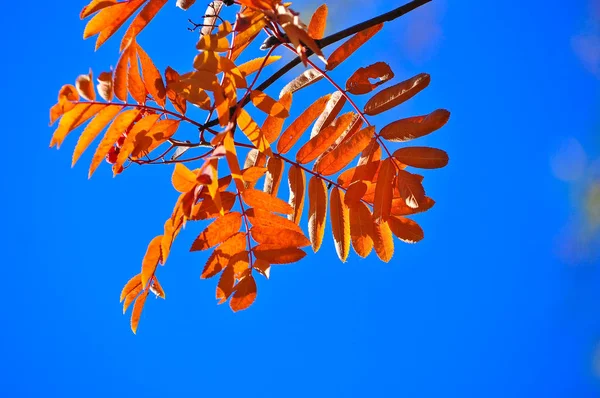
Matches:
[[1, 0, 600, 396]]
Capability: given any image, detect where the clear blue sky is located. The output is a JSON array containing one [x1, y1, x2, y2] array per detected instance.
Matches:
[[1, 0, 600, 396]]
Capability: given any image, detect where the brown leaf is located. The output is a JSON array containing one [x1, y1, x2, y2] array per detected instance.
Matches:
[[242, 189, 293, 215], [230, 274, 257, 312], [307, 4, 328, 39], [310, 91, 346, 139], [247, 208, 305, 235], [130, 288, 149, 334], [120, 0, 168, 52], [76, 69, 96, 101], [254, 245, 306, 264], [280, 68, 323, 98], [314, 126, 375, 175], [251, 226, 310, 247], [308, 176, 328, 252], [380, 109, 450, 142], [201, 232, 247, 279], [141, 236, 163, 288], [287, 165, 306, 224], [372, 158, 396, 224], [238, 56, 282, 77], [137, 43, 167, 107], [349, 201, 374, 258], [346, 62, 394, 95], [262, 92, 292, 144], [251, 90, 289, 118], [364, 73, 430, 116], [263, 157, 284, 196], [238, 109, 272, 156], [372, 221, 394, 262], [96, 71, 113, 102], [191, 212, 242, 251], [388, 216, 424, 243], [392, 147, 449, 169], [396, 170, 426, 209], [330, 187, 351, 262], [71, 105, 121, 167], [277, 93, 331, 154], [297, 112, 355, 164], [326, 23, 383, 71]]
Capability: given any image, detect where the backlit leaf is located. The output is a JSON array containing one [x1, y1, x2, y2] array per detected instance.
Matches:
[[388, 216, 424, 243], [314, 126, 375, 175], [50, 103, 106, 148], [130, 288, 149, 334], [141, 236, 163, 288], [238, 109, 272, 156], [96, 71, 114, 101], [242, 189, 293, 215], [72, 104, 121, 167], [263, 157, 284, 196], [120, 273, 142, 302], [201, 232, 247, 279], [280, 68, 323, 98], [392, 147, 449, 169], [262, 92, 292, 144], [380, 109, 450, 142], [247, 208, 304, 234], [349, 201, 374, 258], [308, 176, 327, 252], [128, 47, 147, 104], [344, 180, 368, 208], [242, 166, 268, 184], [250, 226, 310, 247], [172, 163, 198, 193], [326, 23, 383, 71], [76, 69, 96, 101], [297, 112, 354, 164], [310, 91, 346, 139], [364, 73, 430, 116], [372, 158, 395, 224], [115, 113, 161, 170], [277, 93, 331, 154], [254, 259, 271, 279], [251, 91, 289, 118], [230, 274, 257, 312], [191, 192, 237, 221], [346, 62, 394, 95], [190, 212, 242, 251], [122, 284, 142, 314], [330, 187, 351, 262], [165, 66, 187, 114], [287, 165, 306, 224], [85, 0, 146, 50], [50, 85, 79, 126], [372, 221, 394, 262], [238, 56, 281, 77], [80, 0, 117, 19], [396, 170, 426, 209], [120, 0, 168, 52], [391, 196, 435, 216], [254, 245, 306, 264], [149, 277, 166, 299], [216, 263, 235, 304], [308, 4, 328, 39], [137, 43, 167, 107]]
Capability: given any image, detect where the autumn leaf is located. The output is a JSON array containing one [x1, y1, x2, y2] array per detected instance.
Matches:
[[391, 196, 435, 216], [242, 166, 268, 184], [330, 187, 351, 262], [372, 221, 394, 262], [230, 274, 257, 312], [372, 158, 395, 224], [310, 91, 346, 139], [130, 288, 149, 334], [242, 189, 293, 215], [280, 69, 323, 98], [262, 92, 292, 144], [191, 212, 242, 251], [171, 164, 198, 193], [120, 273, 142, 303], [246, 208, 304, 235], [216, 264, 235, 304], [264, 157, 284, 196], [287, 165, 306, 225], [254, 245, 306, 264], [137, 43, 167, 107], [396, 170, 426, 209], [380, 109, 450, 142], [250, 226, 310, 247], [238, 56, 282, 77], [251, 90, 289, 118], [349, 201, 374, 258], [346, 62, 394, 95], [71, 105, 121, 167], [308, 176, 327, 252], [392, 147, 449, 169], [314, 126, 375, 175], [50, 103, 106, 148], [308, 4, 328, 39], [120, 0, 168, 52], [387, 216, 424, 244], [141, 236, 163, 288], [75, 69, 96, 101], [238, 109, 273, 156], [297, 112, 355, 164], [201, 232, 247, 279], [277, 93, 331, 154], [364, 73, 430, 116], [327, 23, 383, 70]]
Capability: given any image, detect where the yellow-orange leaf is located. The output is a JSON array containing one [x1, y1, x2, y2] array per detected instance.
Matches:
[[238, 56, 281, 77], [254, 245, 306, 264], [263, 157, 284, 196], [326, 23, 383, 71], [330, 187, 351, 262], [76, 69, 96, 101], [51, 103, 106, 148], [372, 221, 394, 262], [346, 62, 394, 95], [279, 68, 323, 98], [242, 166, 268, 184], [191, 211, 242, 251], [364, 73, 430, 116], [318, 114, 362, 161], [391, 196, 435, 216], [393, 147, 449, 169], [120, 0, 168, 52], [308, 4, 328, 39], [130, 289, 149, 334], [233, 16, 267, 53], [114, 47, 129, 102], [388, 216, 424, 243], [88, 0, 146, 50], [130, 119, 180, 159], [115, 113, 161, 170], [251, 226, 310, 247], [120, 273, 142, 302], [263, 92, 292, 144], [396, 170, 426, 209], [380, 109, 450, 142], [277, 93, 331, 154], [201, 232, 247, 279], [251, 91, 289, 118], [349, 201, 374, 258], [196, 33, 230, 52], [247, 208, 304, 235], [308, 176, 327, 252], [310, 91, 346, 139], [72, 105, 121, 167], [89, 109, 141, 178], [230, 274, 257, 312], [314, 126, 375, 175], [287, 165, 305, 224], [96, 71, 114, 102], [80, 0, 117, 19], [141, 236, 162, 288], [50, 85, 80, 126], [373, 158, 395, 224], [238, 109, 272, 156], [297, 112, 354, 164], [242, 189, 293, 215], [222, 130, 244, 191], [128, 48, 147, 104], [172, 164, 198, 193], [137, 43, 167, 107], [83, 0, 140, 38]]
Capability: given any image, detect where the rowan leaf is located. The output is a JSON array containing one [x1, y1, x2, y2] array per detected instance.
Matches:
[[76, 69, 96, 101], [130, 288, 149, 334], [80, 0, 118, 19], [262, 92, 292, 144], [115, 113, 161, 170], [141, 236, 163, 288], [308, 4, 328, 39], [330, 187, 351, 262], [280, 68, 323, 98], [72, 105, 121, 167], [344, 180, 369, 208], [96, 71, 114, 102], [201, 232, 247, 279], [238, 109, 273, 156], [277, 93, 331, 154], [128, 46, 147, 104], [221, 130, 245, 191], [196, 22, 232, 51], [373, 158, 396, 224], [254, 245, 306, 264], [114, 47, 129, 102], [85, 0, 147, 50], [172, 164, 198, 193], [50, 85, 79, 126], [346, 62, 394, 95], [287, 165, 306, 225], [246, 208, 304, 235], [364, 73, 431, 116], [391, 196, 435, 216], [242, 189, 293, 215], [120, 273, 142, 302], [251, 91, 289, 118], [310, 91, 346, 139], [191, 212, 242, 251], [122, 284, 142, 314], [165, 67, 187, 114], [380, 109, 450, 142], [216, 263, 235, 304], [137, 43, 167, 107], [349, 201, 374, 258], [230, 274, 257, 312], [149, 277, 166, 299], [326, 23, 383, 71], [337, 160, 381, 188], [242, 166, 268, 184], [392, 147, 449, 169], [120, 0, 168, 52], [396, 170, 426, 209], [250, 226, 310, 247], [388, 216, 424, 243], [238, 56, 281, 77], [314, 126, 375, 175], [263, 157, 284, 196], [372, 221, 394, 262], [297, 112, 355, 164], [308, 176, 327, 252], [191, 192, 237, 221], [50, 103, 106, 148], [253, 259, 271, 279]]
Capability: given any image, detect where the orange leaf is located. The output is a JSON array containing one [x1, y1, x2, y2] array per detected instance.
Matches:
[[254, 259, 271, 279], [130, 288, 149, 334], [297, 112, 355, 164], [310, 91, 346, 139], [72, 104, 121, 167], [141, 236, 163, 288], [308, 176, 327, 252], [287, 165, 306, 224], [326, 23, 383, 71], [115, 113, 161, 170], [251, 90, 289, 118], [372, 158, 395, 224], [191, 212, 242, 251], [346, 62, 394, 95], [128, 47, 147, 104], [277, 93, 331, 154], [80, 0, 117, 19], [172, 163, 198, 193], [50, 85, 80, 126], [238, 56, 281, 77], [122, 284, 142, 314], [396, 170, 426, 209], [391, 196, 435, 216], [330, 187, 351, 262], [280, 68, 323, 98], [89, 108, 141, 178], [216, 263, 235, 304], [344, 180, 369, 208], [388, 216, 424, 243], [364, 73, 430, 116], [263, 157, 284, 196], [137, 43, 167, 107], [253, 245, 306, 264], [87, 0, 147, 50], [96, 71, 114, 102], [318, 114, 362, 161], [165, 67, 187, 114], [307, 4, 328, 39], [392, 147, 449, 169], [242, 189, 293, 215], [114, 47, 129, 102], [247, 208, 304, 235], [196, 29, 231, 52], [314, 126, 375, 175], [120, 0, 168, 52], [251, 226, 310, 247], [238, 109, 272, 156], [130, 119, 180, 159], [262, 92, 292, 144], [242, 166, 268, 184], [372, 221, 394, 262], [233, 15, 267, 53], [337, 160, 381, 188], [230, 274, 257, 312], [120, 273, 142, 302], [191, 191, 237, 221], [76, 69, 96, 101], [201, 232, 247, 279], [349, 201, 374, 258], [50, 103, 106, 148], [380, 109, 450, 142], [221, 130, 244, 191]]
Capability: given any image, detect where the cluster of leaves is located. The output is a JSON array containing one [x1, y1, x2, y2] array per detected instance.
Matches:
[[49, 0, 448, 333]]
